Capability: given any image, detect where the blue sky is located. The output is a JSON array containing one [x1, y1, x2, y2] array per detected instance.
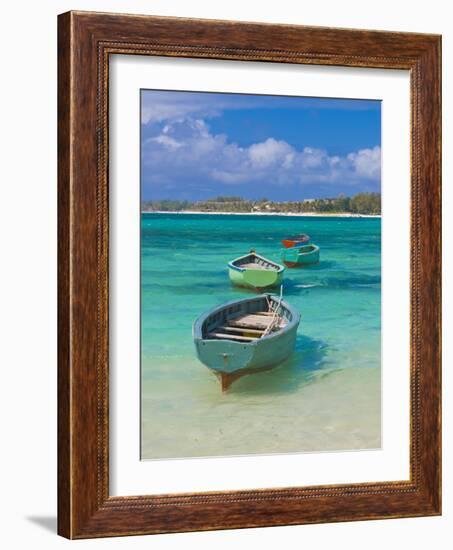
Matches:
[[141, 90, 381, 201]]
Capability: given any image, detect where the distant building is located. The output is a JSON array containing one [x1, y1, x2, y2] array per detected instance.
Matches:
[[303, 198, 316, 203]]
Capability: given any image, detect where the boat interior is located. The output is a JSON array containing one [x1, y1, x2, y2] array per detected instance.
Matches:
[[294, 244, 317, 253], [204, 297, 287, 342], [232, 253, 279, 271]]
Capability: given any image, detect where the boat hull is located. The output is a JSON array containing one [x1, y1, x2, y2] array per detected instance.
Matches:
[[281, 244, 320, 267], [228, 266, 284, 290], [193, 294, 300, 389], [228, 251, 285, 291], [194, 321, 298, 375]]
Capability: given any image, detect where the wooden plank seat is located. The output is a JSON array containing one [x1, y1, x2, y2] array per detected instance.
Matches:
[[206, 311, 286, 341], [221, 326, 264, 335], [207, 332, 257, 342], [228, 314, 274, 329]]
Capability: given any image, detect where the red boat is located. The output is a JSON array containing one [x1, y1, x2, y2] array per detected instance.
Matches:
[[281, 234, 310, 248]]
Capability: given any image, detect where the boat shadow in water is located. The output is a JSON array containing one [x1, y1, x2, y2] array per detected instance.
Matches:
[[229, 279, 322, 297], [282, 271, 380, 296], [228, 334, 330, 395], [299, 259, 337, 271], [281, 259, 337, 272]]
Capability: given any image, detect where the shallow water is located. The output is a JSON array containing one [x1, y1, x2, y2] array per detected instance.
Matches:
[[141, 214, 381, 459]]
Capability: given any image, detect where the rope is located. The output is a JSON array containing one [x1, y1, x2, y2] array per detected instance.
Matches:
[[262, 285, 283, 337]]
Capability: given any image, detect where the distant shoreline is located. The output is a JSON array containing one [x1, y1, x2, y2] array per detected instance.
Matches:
[[141, 210, 381, 218]]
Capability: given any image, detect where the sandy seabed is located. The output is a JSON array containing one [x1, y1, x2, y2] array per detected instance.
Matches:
[[141, 364, 381, 460]]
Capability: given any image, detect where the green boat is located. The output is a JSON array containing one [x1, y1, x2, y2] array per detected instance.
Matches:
[[193, 294, 300, 391], [228, 251, 285, 290], [281, 243, 320, 267]]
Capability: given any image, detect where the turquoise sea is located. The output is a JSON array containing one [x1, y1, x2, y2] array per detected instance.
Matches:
[[141, 213, 381, 459]]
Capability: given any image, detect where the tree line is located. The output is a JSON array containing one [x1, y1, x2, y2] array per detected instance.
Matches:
[[142, 192, 381, 215]]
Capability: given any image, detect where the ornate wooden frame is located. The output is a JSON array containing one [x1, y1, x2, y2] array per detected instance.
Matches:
[[58, 11, 441, 539]]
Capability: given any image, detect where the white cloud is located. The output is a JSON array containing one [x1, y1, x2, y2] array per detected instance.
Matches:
[[211, 170, 250, 184], [142, 115, 381, 191], [148, 135, 182, 150], [347, 146, 381, 179], [248, 138, 294, 168], [141, 94, 220, 124]]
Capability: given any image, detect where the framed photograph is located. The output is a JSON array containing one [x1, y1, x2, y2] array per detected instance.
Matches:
[[58, 11, 441, 539]]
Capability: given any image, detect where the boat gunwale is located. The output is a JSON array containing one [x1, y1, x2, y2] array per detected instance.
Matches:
[[284, 243, 320, 256], [227, 252, 285, 274], [193, 294, 300, 345]]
